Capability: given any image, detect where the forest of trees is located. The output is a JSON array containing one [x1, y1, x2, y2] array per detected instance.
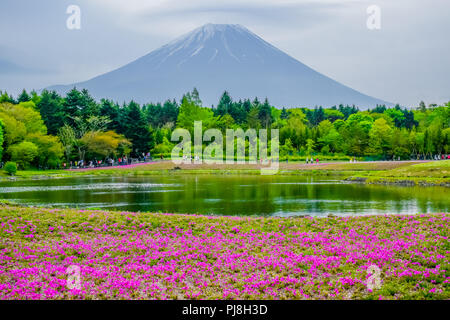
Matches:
[[0, 87, 449, 169]]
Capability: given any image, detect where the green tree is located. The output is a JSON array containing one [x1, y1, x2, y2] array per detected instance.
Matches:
[[280, 138, 296, 156], [246, 107, 261, 129], [58, 124, 77, 162], [324, 109, 344, 122], [37, 90, 65, 135], [306, 139, 315, 156], [0, 119, 3, 161], [318, 127, 342, 153], [339, 112, 374, 156], [308, 106, 326, 126], [280, 109, 308, 149], [216, 91, 233, 116], [216, 114, 235, 133], [419, 101, 427, 112], [280, 108, 289, 120], [0, 91, 15, 103], [190, 88, 202, 107], [347, 112, 374, 127], [121, 101, 152, 156], [8, 141, 38, 169], [0, 102, 46, 135], [80, 88, 99, 118], [100, 99, 121, 131], [391, 128, 411, 159], [258, 98, 273, 128], [152, 136, 174, 155], [27, 133, 64, 168], [17, 89, 31, 103], [177, 95, 216, 132], [63, 88, 83, 126], [385, 108, 406, 128], [81, 131, 131, 159], [442, 127, 450, 153], [161, 99, 179, 124], [0, 102, 47, 154], [339, 123, 368, 156], [368, 118, 393, 157]]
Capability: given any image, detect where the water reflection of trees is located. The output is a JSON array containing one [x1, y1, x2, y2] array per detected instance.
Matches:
[[0, 175, 447, 216]]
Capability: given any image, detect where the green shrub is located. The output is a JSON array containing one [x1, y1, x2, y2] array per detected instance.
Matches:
[[4, 161, 17, 176], [46, 158, 60, 169]]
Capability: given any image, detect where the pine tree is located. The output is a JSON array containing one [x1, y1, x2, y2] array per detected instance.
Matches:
[[216, 91, 232, 116], [63, 88, 83, 125], [37, 90, 65, 135], [0, 91, 15, 104], [161, 99, 179, 124], [419, 101, 427, 112], [258, 98, 273, 128], [191, 88, 202, 107], [80, 89, 99, 118], [280, 108, 289, 120], [100, 99, 120, 131], [17, 89, 31, 103], [121, 101, 152, 156]]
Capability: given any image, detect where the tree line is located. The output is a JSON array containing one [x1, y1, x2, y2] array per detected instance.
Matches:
[[0, 88, 449, 169]]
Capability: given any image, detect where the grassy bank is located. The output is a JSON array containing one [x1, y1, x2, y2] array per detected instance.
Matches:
[[1, 160, 449, 186], [349, 161, 450, 186], [0, 204, 448, 300]]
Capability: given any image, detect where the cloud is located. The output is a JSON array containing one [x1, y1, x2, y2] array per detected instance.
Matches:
[[0, 59, 28, 75], [87, 0, 348, 37]]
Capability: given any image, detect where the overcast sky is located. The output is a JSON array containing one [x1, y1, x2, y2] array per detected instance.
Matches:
[[0, 0, 449, 106]]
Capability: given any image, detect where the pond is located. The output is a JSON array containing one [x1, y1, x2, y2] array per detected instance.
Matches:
[[0, 175, 448, 216]]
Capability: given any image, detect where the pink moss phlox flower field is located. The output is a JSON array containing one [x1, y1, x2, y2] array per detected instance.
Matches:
[[0, 205, 448, 300]]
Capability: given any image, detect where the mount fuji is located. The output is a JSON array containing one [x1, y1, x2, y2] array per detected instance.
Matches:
[[48, 24, 390, 108]]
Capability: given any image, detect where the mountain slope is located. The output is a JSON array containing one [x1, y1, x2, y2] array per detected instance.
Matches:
[[48, 24, 390, 108]]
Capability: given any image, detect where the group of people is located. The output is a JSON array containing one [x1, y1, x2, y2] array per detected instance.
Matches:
[[63, 153, 153, 169], [180, 155, 204, 162], [63, 159, 109, 169], [432, 154, 450, 160], [413, 154, 450, 160], [305, 158, 320, 164]]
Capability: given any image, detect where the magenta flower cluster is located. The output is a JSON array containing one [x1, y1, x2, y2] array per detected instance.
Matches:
[[0, 206, 448, 299]]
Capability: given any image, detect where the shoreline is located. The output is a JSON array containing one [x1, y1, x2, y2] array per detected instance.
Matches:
[[1, 160, 449, 187], [345, 176, 450, 187]]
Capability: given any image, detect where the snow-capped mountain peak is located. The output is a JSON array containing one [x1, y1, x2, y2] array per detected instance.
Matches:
[[47, 23, 389, 108]]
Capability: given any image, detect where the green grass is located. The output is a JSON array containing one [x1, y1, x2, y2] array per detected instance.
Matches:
[[373, 160, 450, 178], [355, 161, 450, 186]]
